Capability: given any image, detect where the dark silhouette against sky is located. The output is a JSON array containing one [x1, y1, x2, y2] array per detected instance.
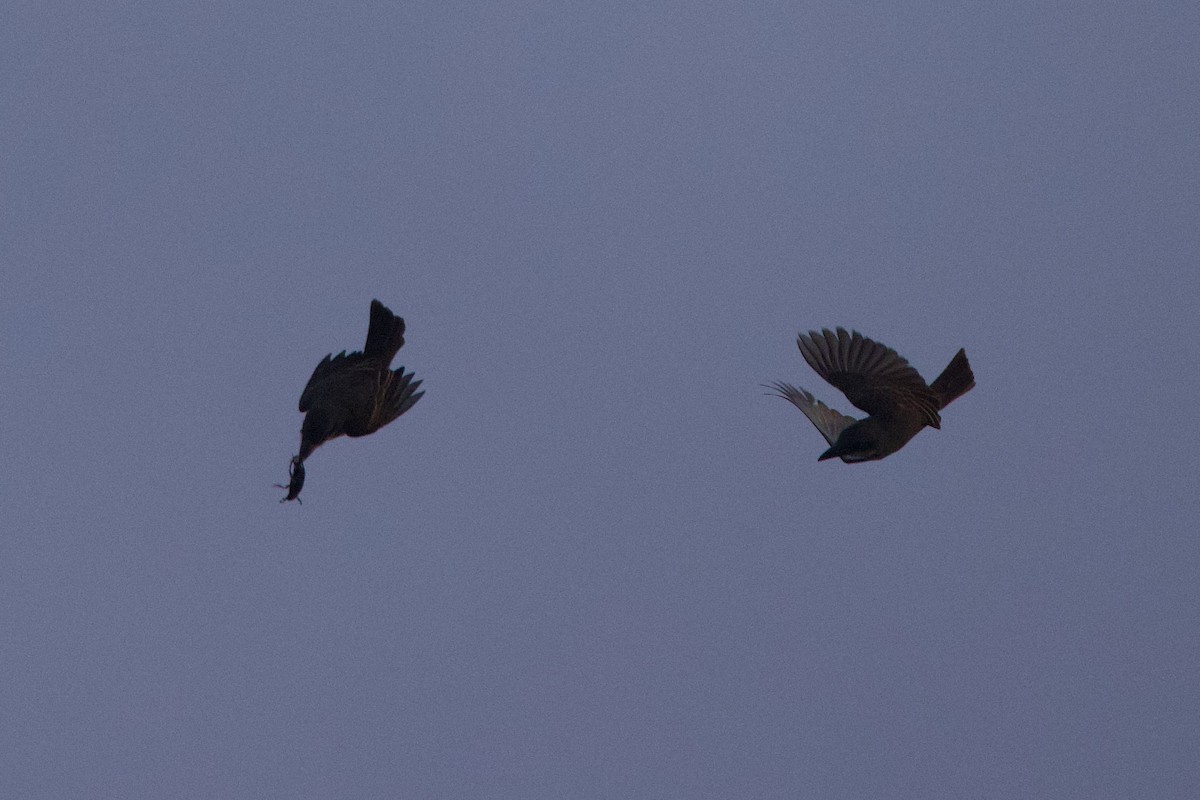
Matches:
[[280, 299, 423, 502], [3, 2, 1198, 798], [768, 327, 974, 462]]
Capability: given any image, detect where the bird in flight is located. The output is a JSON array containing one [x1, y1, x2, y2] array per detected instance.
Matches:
[[278, 299, 424, 502], [766, 328, 974, 462]]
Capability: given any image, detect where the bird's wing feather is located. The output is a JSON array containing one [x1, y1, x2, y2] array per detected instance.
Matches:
[[299, 350, 367, 411], [764, 382, 858, 446], [299, 353, 334, 412], [363, 367, 424, 434], [797, 328, 942, 427], [298, 301, 405, 413]]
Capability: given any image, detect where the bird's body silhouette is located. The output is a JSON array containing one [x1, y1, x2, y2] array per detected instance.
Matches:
[[767, 328, 974, 462], [279, 299, 423, 501]]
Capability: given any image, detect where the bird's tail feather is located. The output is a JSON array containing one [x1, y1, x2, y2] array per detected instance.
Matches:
[[930, 349, 975, 408], [363, 299, 406, 364]]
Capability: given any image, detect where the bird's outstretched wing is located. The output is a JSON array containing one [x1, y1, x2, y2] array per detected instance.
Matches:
[[797, 328, 943, 428], [364, 367, 424, 434], [298, 300, 406, 412], [764, 381, 858, 446], [299, 350, 365, 412]]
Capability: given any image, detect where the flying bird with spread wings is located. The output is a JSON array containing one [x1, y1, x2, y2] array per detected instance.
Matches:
[[278, 299, 424, 502], [766, 328, 974, 462]]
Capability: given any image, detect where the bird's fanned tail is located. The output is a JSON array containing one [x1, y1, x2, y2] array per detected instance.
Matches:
[[929, 349, 975, 409]]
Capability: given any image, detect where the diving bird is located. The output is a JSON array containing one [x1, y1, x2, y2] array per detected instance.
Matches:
[[278, 299, 424, 502], [766, 328, 974, 462]]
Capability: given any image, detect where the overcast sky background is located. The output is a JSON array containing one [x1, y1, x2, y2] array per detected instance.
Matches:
[[3, 2, 1198, 798]]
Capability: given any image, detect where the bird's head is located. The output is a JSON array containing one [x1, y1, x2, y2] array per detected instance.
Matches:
[[299, 408, 340, 460], [818, 420, 887, 463]]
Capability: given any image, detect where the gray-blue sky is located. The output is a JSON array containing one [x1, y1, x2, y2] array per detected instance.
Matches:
[[3, 1, 1198, 797]]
